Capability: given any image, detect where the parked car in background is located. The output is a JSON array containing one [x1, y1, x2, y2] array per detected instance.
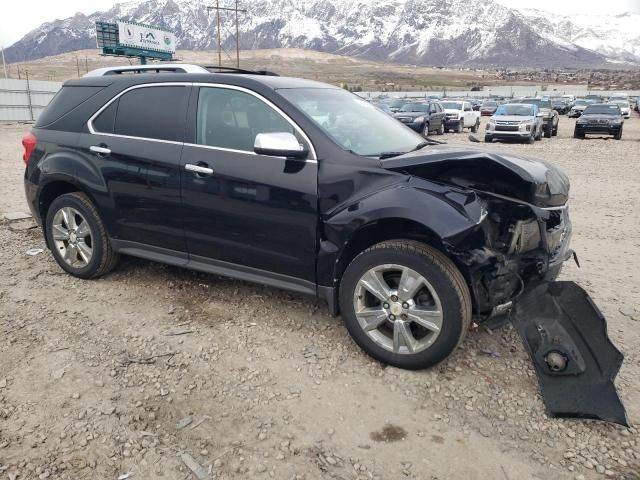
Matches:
[[513, 98, 559, 137], [585, 94, 605, 103], [393, 101, 446, 136], [440, 100, 481, 133], [485, 103, 542, 144], [480, 100, 499, 116], [568, 99, 593, 118], [562, 94, 575, 104], [471, 99, 483, 111], [372, 102, 393, 115], [551, 97, 571, 114], [574, 103, 624, 140], [388, 98, 407, 113], [608, 100, 631, 118]]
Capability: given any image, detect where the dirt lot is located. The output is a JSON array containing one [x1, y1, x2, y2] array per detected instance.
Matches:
[[1, 114, 639, 480]]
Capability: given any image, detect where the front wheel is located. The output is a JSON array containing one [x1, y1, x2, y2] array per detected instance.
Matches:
[[614, 127, 623, 140], [436, 122, 445, 135], [422, 123, 430, 137], [456, 120, 464, 133], [544, 123, 552, 138], [45, 192, 119, 279], [339, 241, 472, 370]]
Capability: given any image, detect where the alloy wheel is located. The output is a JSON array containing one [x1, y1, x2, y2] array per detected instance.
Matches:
[[51, 207, 93, 268], [352, 264, 443, 355]]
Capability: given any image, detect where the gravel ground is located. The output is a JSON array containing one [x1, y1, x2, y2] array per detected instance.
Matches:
[[0, 115, 639, 480]]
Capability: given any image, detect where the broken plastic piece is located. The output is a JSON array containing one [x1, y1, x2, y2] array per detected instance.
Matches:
[[511, 281, 627, 426]]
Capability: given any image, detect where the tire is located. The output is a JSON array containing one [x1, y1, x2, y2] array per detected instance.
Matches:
[[437, 122, 445, 135], [339, 240, 472, 370], [484, 135, 492, 143], [614, 127, 623, 140], [422, 123, 430, 137], [45, 192, 118, 279], [471, 119, 479, 133], [535, 126, 542, 141], [573, 130, 584, 139], [552, 122, 558, 136], [544, 123, 552, 138], [456, 120, 464, 133], [527, 132, 535, 144]]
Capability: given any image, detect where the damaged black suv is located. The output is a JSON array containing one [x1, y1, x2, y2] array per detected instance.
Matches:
[[22, 65, 581, 372]]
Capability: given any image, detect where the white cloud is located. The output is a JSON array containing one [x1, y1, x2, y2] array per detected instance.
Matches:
[[495, 0, 637, 14]]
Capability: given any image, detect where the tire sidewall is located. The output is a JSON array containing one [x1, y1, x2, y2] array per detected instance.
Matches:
[[339, 246, 466, 369], [45, 194, 105, 279]]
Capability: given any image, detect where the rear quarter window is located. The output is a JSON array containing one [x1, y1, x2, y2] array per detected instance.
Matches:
[[109, 86, 188, 142], [35, 86, 104, 127]]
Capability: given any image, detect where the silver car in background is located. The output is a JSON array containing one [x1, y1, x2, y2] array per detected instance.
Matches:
[[485, 103, 543, 144]]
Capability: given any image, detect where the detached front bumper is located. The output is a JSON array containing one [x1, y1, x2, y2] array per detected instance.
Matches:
[[512, 281, 627, 425]]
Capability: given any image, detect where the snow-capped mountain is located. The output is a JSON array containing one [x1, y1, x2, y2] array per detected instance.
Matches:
[[3, 0, 622, 68], [517, 9, 640, 64]]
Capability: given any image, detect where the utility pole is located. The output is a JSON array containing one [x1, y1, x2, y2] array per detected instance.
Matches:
[[1, 46, 7, 78], [207, 1, 246, 68]]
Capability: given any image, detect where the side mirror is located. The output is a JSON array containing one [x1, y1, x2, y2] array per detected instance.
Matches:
[[254, 132, 308, 159]]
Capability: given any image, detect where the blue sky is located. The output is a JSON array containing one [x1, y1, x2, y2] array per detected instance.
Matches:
[[1, 0, 638, 47]]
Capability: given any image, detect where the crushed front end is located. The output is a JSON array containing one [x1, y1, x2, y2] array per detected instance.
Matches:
[[385, 147, 627, 424]]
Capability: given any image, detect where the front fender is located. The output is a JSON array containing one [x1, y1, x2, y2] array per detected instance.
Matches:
[[318, 178, 487, 286]]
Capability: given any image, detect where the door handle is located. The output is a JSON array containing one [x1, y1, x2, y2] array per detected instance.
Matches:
[[185, 163, 214, 176], [90, 145, 111, 155]]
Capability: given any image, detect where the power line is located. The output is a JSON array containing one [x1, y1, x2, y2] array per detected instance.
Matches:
[[206, 0, 246, 68]]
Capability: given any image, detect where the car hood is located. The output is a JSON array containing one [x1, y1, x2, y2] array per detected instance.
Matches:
[[444, 108, 462, 114], [492, 115, 534, 122], [572, 105, 588, 110], [382, 145, 569, 207]]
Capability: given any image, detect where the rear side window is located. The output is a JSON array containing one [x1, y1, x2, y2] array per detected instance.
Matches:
[[36, 86, 103, 127], [102, 86, 187, 142]]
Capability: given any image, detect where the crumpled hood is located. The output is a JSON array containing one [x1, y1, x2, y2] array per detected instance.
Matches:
[[382, 145, 570, 207]]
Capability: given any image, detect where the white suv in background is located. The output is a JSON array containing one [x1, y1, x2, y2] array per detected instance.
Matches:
[[440, 100, 481, 133]]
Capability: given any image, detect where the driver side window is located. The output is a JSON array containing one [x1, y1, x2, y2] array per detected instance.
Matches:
[[196, 87, 294, 152]]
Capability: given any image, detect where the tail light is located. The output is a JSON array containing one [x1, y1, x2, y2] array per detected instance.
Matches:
[[22, 132, 36, 165]]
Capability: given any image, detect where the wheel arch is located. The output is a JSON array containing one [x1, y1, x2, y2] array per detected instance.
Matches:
[[37, 180, 100, 247]]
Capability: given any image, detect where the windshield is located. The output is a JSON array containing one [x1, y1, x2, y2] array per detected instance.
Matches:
[[440, 101, 463, 109], [389, 98, 405, 108], [495, 105, 534, 116], [584, 105, 621, 115], [574, 100, 590, 106], [399, 103, 429, 112], [518, 99, 551, 109], [279, 88, 425, 157]]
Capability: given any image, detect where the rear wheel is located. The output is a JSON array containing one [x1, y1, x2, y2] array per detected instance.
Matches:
[[45, 192, 118, 279], [471, 119, 480, 133], [339, 241, 471, 370]]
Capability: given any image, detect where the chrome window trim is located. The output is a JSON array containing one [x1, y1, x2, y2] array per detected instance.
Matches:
[[86, 81, 317, 163]]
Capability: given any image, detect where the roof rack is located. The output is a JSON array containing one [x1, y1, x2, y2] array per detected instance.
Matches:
[[84, 64, 209, 77], [203, 66, 279, 76]]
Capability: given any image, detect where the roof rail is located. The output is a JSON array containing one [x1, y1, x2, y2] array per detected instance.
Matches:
[[84, 64, 209, 77], [203, 66, 279, 76]]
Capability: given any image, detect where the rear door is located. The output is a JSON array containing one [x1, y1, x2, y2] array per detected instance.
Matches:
[[77, 83, 190, 254], [180, 85, 318, 291]]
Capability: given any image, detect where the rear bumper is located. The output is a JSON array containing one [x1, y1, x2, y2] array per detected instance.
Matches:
[[23, 174, 41, 226]]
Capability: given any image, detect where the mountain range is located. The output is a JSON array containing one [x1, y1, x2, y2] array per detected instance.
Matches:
[[4, 0, 639, 68]]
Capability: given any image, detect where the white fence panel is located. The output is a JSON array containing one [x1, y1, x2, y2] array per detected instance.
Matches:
[[0, 78, 62, 122]]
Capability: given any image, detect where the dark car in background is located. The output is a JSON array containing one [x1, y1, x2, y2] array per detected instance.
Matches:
[[574, 103, 624, 140], [568, 99, 593, 118], [551, 97, 571, 114], [480, 100, 499, 116], [387, 97, 407, 113], [513, 98, 559, 137], [392, 101, 446, 136]]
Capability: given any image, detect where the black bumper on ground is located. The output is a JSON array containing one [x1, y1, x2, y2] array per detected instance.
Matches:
[[511, 281, 627, 425]]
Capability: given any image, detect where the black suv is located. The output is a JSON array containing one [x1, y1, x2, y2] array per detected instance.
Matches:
[[23, 65, 574, 370], [574, 103, 624, 140], [392, 101, 446, 136]]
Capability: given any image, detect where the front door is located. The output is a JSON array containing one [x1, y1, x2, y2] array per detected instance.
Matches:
[[180, 85, 318, 289]]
